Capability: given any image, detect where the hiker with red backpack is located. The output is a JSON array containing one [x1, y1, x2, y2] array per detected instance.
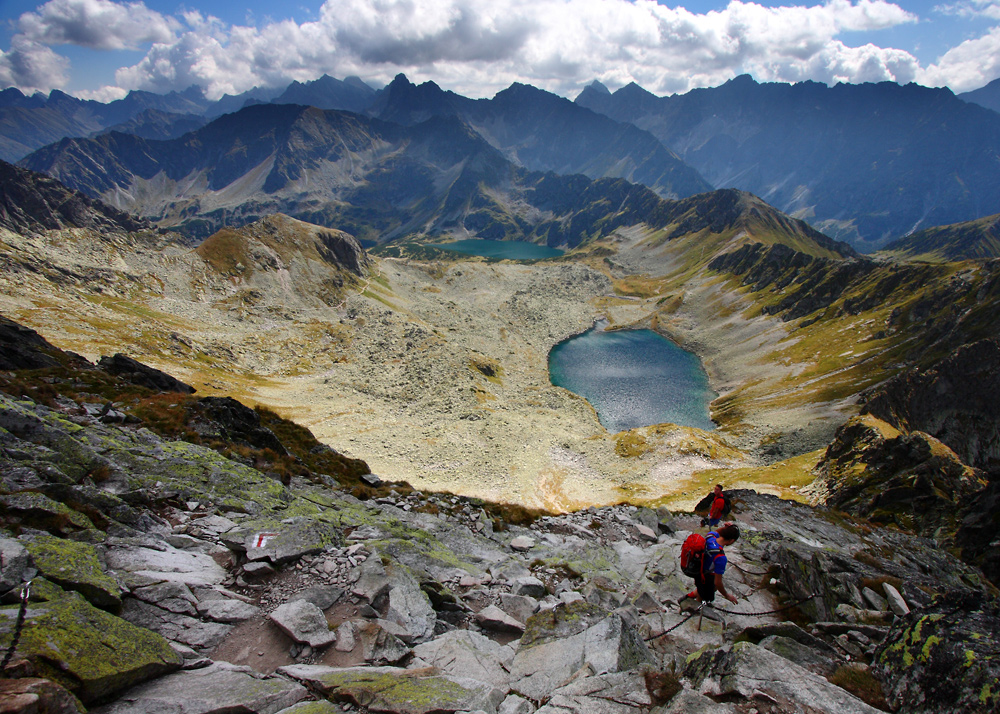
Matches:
[[679, 523, 740, 607]]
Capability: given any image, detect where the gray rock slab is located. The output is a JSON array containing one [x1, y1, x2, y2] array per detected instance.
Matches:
[[535, 671, 653, 713], [758, 635, 839, 678], [197, 598, 260, 623], [269, 600, 336, 648], [105, 543, 227, 587], [296, 585, 344, 611], [717, 642, 884, 713], [499, 592, 539, 624], [411, 629, 515, 689], [335, 620, 357, 652], [355, 619, 410, 664], [278, 664, 505, 714], [510, 536, 535, 552], [882, 583, 910, 616], [121, 598, 233, 651], [476, 605, 526, 634], [385, 559, 436, 642], [512, 576, 546, 599], [499, 695, 536, 714], [90, 661, 308, 714], [650, 688, 737, 713], [0, 537, 29, 593], [352, 555, 391, 605], [132, 581, 198, 615], [861, 586, 887, 611], [510, 609, 653, 702]]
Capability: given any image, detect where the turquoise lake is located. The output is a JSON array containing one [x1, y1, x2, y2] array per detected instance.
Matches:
[[429, 239, 564, 260], [549, 325, 716, 433]]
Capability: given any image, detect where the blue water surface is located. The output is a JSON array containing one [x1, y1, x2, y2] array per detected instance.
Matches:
[[429, 239, 564, 260], [549, 325, 716, 433]]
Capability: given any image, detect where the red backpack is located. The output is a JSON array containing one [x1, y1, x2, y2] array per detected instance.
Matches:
[[680, 533, 721, 578]]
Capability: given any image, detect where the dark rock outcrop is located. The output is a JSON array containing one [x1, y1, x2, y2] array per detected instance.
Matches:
[[874, 591, 1000, 714], [862, 338, 1000, 475], [0, 315, 69, 370], [97, 353, 196, 394], [0, 160, 148, 236]]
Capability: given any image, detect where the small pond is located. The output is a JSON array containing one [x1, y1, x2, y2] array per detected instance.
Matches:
[[428, 239, 564, 260], [548, 322, 716, 433]]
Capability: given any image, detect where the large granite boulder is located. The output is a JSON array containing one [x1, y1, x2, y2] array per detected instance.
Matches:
[[410, 630, 515, 688], [89, 661, 308, 714], [685, 641, 883, 713], [534, 670, 653, 714], [509, 602, 653, 703], [103, 542, 227, 588], [269, 600, 336, 648]]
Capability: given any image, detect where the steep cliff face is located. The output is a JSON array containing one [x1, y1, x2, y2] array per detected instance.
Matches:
[[861, 338, 1000, 475], [0, 160, 149, 235]]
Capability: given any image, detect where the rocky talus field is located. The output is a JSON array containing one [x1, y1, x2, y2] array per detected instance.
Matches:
[[0, 323, 997, 714]]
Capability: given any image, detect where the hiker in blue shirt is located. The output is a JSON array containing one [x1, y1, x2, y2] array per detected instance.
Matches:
[[679, 523, 740, 606]]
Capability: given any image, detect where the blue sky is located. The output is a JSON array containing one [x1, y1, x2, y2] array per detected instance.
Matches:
[[2, 0, 1000, 101]]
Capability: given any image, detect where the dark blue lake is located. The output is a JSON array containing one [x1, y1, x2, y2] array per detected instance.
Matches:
[[549, 325, 716, 433], [429, 239, 564, 260]]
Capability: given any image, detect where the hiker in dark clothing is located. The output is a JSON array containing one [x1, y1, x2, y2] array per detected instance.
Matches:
[[679, 523, 740, 606], [706, 484, 726, 528]]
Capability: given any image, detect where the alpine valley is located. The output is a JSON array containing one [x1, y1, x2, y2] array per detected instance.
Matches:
[[0, 73, 998, 714]]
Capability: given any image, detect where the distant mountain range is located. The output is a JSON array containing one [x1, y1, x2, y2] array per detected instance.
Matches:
[[12, 99, 851, 259], [576, 75, 1000, 250], [6, 73, 1000, 253], [959, 78, 1000, 114]]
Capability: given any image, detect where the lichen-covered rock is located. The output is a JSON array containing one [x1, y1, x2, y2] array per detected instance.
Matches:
[[278, 664, 505, 714], [89, 661, 308, 714], [21, 534, 121, 611], [0, 491, 96, 534], [685, 641, 883, 713], [0, 588, 182, 703], [873, 591, 1000, 714]]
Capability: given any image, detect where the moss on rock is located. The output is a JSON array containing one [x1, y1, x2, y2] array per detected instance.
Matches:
[[0, 588, 182, 703], [21, 534, 121, 610]]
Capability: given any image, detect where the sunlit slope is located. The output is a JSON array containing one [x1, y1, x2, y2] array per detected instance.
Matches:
[[884, 213, 1000, 262]]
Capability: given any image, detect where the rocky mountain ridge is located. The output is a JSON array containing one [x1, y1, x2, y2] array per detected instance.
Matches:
[[576, 75, 1000, 249], [7, 73, 1000, 256], [0, 319, 997, 714]]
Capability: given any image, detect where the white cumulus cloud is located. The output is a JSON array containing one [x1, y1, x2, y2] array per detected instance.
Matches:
[[17, 0, 180, 51], [1, 0, 931, 98], [919, 25, 1000, 90], [0, 36, 70, 94]]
